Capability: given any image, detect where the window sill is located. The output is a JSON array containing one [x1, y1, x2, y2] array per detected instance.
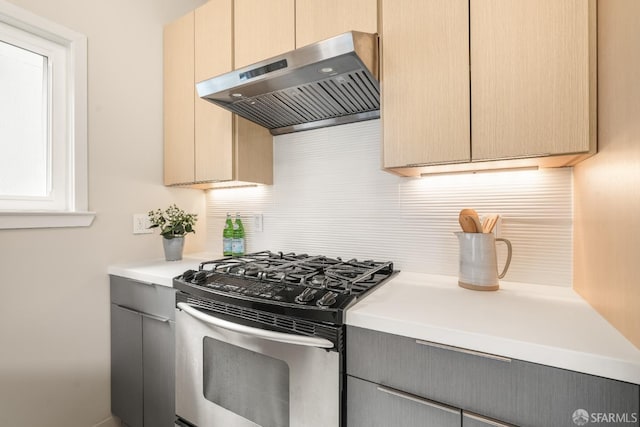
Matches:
[[0, 211, 96, 229]]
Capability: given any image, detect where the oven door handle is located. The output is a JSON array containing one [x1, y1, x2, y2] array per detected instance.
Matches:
[[177, 302, 334, 349]]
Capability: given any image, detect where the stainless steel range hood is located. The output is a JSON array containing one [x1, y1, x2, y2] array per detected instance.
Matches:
[[196, 31, 379, 135]]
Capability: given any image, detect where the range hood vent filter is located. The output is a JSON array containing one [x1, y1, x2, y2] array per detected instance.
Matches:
[[196, 32, 380, 135], [230, 69, 379, 130]]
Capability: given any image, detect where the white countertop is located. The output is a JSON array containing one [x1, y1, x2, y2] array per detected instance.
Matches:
[[107, 257, 640, 384], [107, 252, 215, 287], [346, 271, 640, 385]]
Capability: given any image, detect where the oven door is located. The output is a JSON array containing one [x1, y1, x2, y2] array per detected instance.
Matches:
[[175, 302, 341, 427]]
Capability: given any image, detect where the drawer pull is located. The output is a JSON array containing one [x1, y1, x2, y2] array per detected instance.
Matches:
[[115, 304, 172, 323], [376, 385, 460, 415], [463, 411, 514, 427], [416, 340, 511, 363]]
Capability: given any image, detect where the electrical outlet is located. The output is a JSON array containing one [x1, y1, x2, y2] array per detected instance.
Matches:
[[133, 214, 153, 234], [253, 213, 263, 232]]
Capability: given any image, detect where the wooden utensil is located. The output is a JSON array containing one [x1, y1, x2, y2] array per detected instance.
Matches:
[[459, 214, 477, 232], [464, 208, 482, 233], [469, 214, 483, 233], [482, 214, 500, 233], [459, 209, 482, 233]]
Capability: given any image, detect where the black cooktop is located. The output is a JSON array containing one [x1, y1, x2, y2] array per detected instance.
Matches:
[[173, 250, 395, 325]]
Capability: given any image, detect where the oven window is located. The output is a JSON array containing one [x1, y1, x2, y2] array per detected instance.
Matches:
[[203, 337, 290, 427]]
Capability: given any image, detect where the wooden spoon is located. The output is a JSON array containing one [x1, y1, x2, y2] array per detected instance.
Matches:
[[459, 209, 482, 233], [459, 214, 477, 232]]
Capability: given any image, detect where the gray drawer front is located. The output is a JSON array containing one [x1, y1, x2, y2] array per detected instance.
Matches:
[[463, 411, 515, 427], [347, 375, 461, 427], [347, 326, 640, 427], [110, 275, 176, 320]]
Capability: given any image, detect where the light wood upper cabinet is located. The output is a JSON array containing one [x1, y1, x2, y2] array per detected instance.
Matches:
[[194, 0, 233, 183], [471, 0, 596, 161], [164, 0, 279, 188], [295, 0, 377, 48], [381, 0, 471, 169], [163, 12, 195, 186], [234, 118, 275, 185], [234, 0, 294, 67], [383, 0, 596, 175], [225, 0, 294, 186], [164, 4, 231, 186]]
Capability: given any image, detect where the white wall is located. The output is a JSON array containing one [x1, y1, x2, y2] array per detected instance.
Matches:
[[206, 120, 573, 287], [0, 1, 207, 426]]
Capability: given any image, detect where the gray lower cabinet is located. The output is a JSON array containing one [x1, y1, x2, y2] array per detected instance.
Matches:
[[110, 276, 176, 427], [111, 303, 143, 427], [142, 315, 175, 427], [346, 326, 640, 427], [347, 375, 461, 427]]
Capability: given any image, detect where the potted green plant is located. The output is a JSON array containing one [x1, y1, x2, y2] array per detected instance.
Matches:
[[148, 204, 198, 261]]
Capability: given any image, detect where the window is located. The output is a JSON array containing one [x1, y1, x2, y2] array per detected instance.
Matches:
[[0, 0, 92, 228]]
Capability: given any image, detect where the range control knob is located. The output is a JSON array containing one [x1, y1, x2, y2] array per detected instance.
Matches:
[[295, 288, 316, 303], [182, 269, 196, 281], [317, 291, 338, 307], [194, 271, 208, 284]]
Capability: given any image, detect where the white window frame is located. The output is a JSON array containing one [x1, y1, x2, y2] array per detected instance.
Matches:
[[0, 0, 94, 229]]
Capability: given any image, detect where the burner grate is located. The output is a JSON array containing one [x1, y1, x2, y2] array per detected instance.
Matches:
[[196, 250, 394, 296]]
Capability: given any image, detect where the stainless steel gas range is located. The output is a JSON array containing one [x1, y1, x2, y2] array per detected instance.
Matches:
[[173, 250, 396, 427]]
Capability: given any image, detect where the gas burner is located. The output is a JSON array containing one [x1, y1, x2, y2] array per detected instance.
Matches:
[[309, 274, 348, 289], [311, 275, 327, 287]]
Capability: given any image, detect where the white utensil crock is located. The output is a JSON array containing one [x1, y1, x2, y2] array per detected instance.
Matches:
[[455, 232, 512, 291]]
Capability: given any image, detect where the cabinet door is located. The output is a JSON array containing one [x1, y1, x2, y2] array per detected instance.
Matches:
[[295, 0, 377, 48], [163, 12, 195, 185], [143, 316, 176, 427], [111, 304, 143, 427], [233, 0, 294, 68], [471, 0, 596, 160], [347, 376, 461, 427], [234, 117, 274, 185], [381, 0, 470, 168], [195, 0, 233, 182], [232, 0, 290, 184]]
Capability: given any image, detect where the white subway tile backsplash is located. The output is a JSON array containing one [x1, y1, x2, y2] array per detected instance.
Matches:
[[206, 120, 573, 287]]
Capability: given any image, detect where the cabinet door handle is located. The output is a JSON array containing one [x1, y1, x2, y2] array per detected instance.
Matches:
[[114, 304, 172, 323], [139, 311, 172, 323], [416, 340, 511, 363], [376, 385, 460, 415], [463, 411, 515, 427]]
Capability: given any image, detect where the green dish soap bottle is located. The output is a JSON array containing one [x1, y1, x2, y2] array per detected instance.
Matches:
[[232, 213, 245, 257], [223, 213, 234, 256]]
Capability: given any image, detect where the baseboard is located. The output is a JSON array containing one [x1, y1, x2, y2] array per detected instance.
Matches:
[[92, 416, 121, 427]]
